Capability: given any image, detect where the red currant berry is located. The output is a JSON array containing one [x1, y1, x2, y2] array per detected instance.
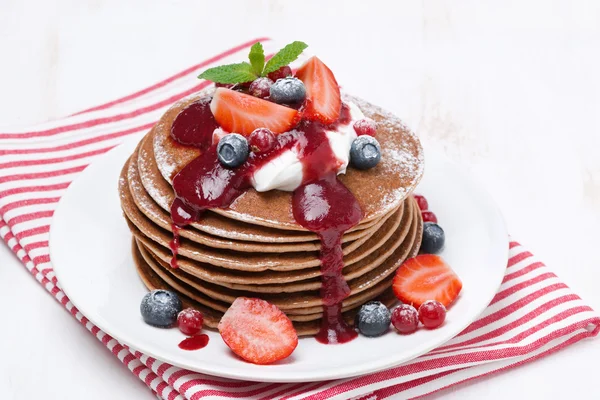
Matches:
[[249, 77, 273, 99], [391, 304, 419, 334], [267, 65, 293, 82], [249, 128, 276, 153], [418, 300, 446, 329], [422, 211, 438, 223], [177, 308, 203, 336], [414, 194, 429, 211], [353, 118, 377, 136]]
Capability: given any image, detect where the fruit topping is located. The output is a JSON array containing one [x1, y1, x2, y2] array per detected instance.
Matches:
[[350, 136, 381, 170], [353, 118, 377, 137], [210, 88, 300, 135], [392, 254, 462, 308], [267, 65, 293, 81], [218, 297, 298, 364], [140, 290, 182, 328], [249, 128, 276, 153], [217, 134, 249, 168], [269, 77, 306, 104], [178, 334, 209, 350], [422, 211, 438, 223], [391, 304, 419, 334], [248, 77, 273, 98], [413, 194, 429, 211], [177, 308, 204, 336], [354, 301, 391, 337], [418, 300, 447, 329], [295, 56, 341, 124], [212, 128, 227, 146], [170, 98, 218, 151], [421, 222, 445, 254], [215, 82, 235, 89]]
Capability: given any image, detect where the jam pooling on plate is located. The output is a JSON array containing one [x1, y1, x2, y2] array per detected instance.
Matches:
[[178, 334, 210, 350], [169, 98, 360, 343]]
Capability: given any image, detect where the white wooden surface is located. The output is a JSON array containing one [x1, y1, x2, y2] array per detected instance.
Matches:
[[1, 1, 599, 398]]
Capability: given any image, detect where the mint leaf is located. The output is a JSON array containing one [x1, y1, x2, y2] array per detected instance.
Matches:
[[248, 42, 265, 76], [198, 62, 257, 84], [263, 41, 308, 75]]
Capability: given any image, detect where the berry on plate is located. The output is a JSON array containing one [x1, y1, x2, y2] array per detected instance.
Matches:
[[249, 128, 276, 153], [140, 290, 182, 328], [391, 304, 419, 334], [392, 254, 462, 308], [218, 297, 298, 365], [353, 118, 377, 137], [270, 77, 306, 104], [295, 56, 341, 124], [421, 222, 445, 254], [422, 211, 438, 223], [217, 134, 249, 168], [210, 88, 300, 135], [248, 77, 273, 99], [350, 136, 381, 170], [177, 308, 204, 336], [413, 194, 429, 211], [418, 300, 447, 329], [267, 65, 293, 82], [354, 301, 391, 337]]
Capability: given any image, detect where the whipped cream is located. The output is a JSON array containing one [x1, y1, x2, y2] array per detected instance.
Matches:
[[249, 102, 365, 192]]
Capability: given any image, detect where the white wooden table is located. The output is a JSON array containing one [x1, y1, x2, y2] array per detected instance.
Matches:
[[1, 1, 599, 398]]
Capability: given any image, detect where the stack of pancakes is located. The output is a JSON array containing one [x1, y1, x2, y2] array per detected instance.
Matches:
[[119, 92, 425, 336]]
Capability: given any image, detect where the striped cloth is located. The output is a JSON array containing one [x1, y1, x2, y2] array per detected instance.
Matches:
[[1, 38, 598, 400]]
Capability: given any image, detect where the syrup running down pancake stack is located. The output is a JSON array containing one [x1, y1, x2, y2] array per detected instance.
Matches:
[[118, 88, 424, 337]]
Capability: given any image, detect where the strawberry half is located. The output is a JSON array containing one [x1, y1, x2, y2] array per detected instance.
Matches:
[[295, 56, 341, 124], [218, 297, 298, 365], [392, 254, 463, 308], [210, 88, 299, 135]]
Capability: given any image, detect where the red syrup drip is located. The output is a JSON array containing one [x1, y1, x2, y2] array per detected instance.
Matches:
[[178, 334, 209, 351], [169, 100, 360, 344]]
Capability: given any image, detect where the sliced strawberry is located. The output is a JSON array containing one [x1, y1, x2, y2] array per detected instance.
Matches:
[[218, 297, 298, 365], [210, 88, 299, 135], [295, 56, 341, 124], [392, 254, 463, 308]]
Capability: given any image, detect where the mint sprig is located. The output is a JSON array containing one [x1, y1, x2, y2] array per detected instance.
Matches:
[[263, 41, 308, 74], [248, 42, 265, 76], [197, 41, 308, 84]]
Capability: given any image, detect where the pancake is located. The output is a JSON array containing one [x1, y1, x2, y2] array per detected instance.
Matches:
[[133, 197, 416, 292], [127, 151, 394, 252], [133, 239, 407, 335], [138, 132, 383, 238], [151, 90, 423, 230], [122, 87, 425, 337], [133, 198, 421, 317]]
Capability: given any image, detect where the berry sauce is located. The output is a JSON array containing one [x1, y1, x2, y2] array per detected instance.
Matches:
[[169, 99, 359, 344], [178, 334, 210, 351]]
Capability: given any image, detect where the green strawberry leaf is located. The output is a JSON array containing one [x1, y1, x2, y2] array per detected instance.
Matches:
[[263, 41, 308, 75], [197, 62, 257, 84], [248, 42, 265, 76]]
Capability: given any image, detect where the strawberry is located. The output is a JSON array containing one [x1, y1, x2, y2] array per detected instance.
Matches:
[[210, 88, 299, 135], [218, 297, 298, 365], [392, 254, 462, 308], [295, 56, 341, 124]]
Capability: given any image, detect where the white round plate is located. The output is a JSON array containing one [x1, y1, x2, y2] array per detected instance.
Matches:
[[50, 133, 508, 383]]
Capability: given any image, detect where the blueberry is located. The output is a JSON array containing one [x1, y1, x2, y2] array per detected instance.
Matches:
[[421, 222, 445, 254], [217, 134, 249, 168], [140, 289, 183, 328], [350, 136, 381, 170], [269, 77, 306, 104], [354, 301, 391, 337]]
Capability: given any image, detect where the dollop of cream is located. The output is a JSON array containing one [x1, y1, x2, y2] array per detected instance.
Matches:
[[250, 102, 365, 192]]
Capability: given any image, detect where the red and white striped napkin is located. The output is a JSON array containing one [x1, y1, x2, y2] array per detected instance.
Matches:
[[1, 38, 598, 400]]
